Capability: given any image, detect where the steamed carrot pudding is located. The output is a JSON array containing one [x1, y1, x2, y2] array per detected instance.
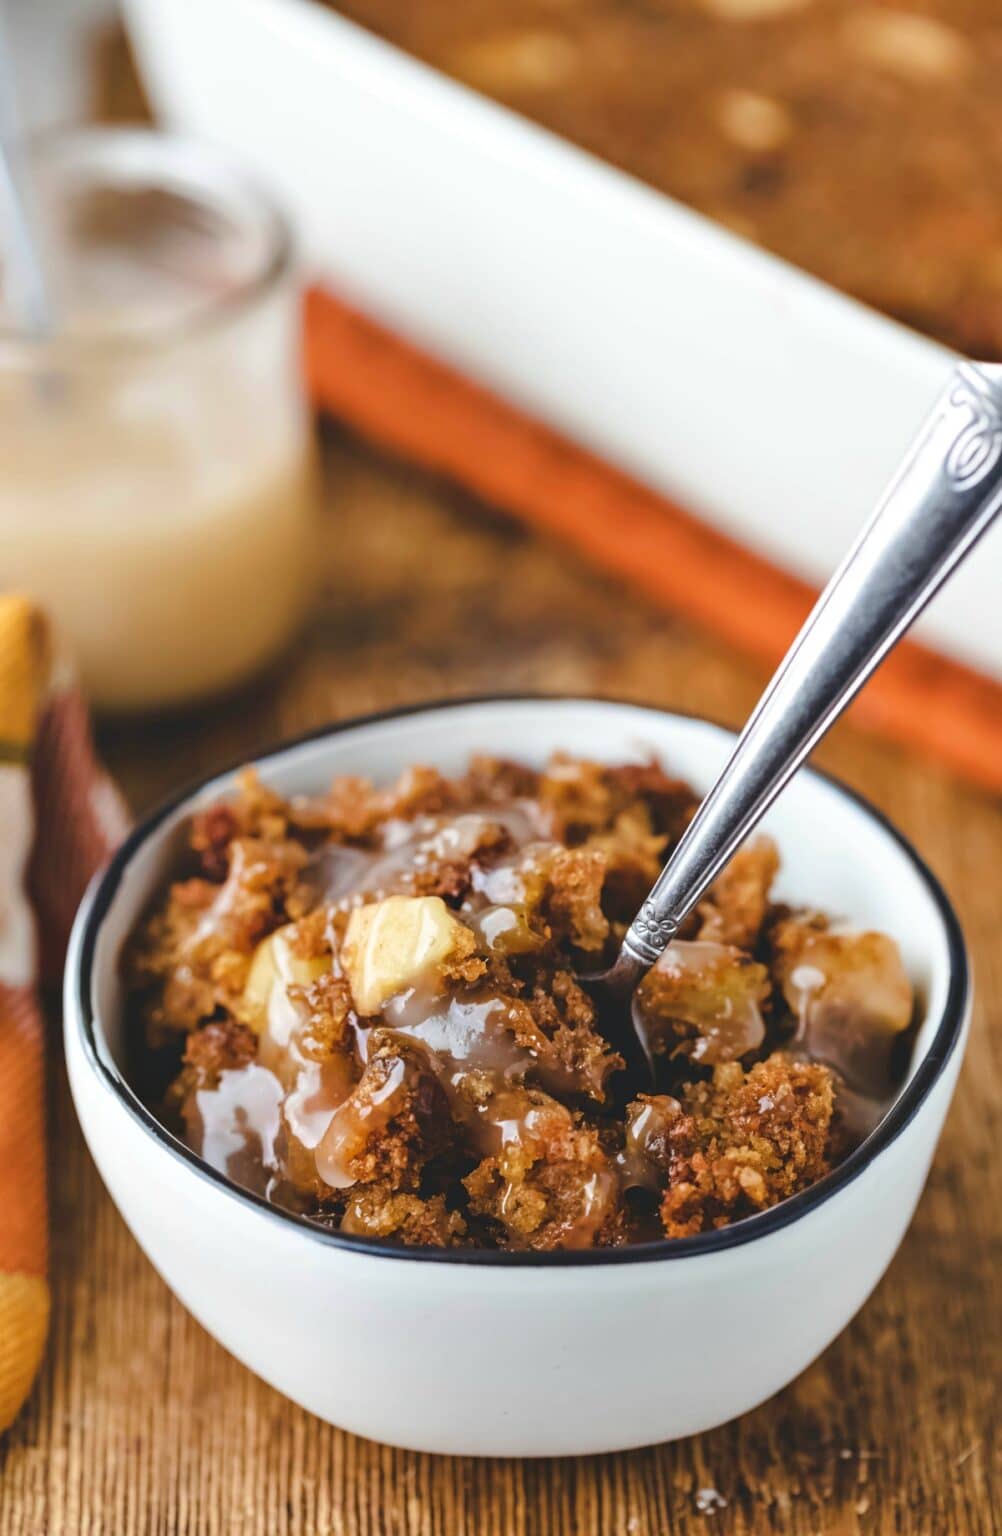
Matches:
[[125, 754, 916, 1250]]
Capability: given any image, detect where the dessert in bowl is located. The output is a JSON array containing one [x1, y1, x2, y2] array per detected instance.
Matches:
[[125, 739, 915, 1251], [65, 699, 969, 1454]]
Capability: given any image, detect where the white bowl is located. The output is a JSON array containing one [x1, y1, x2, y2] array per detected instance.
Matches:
[[65, 698, 970, 1456]]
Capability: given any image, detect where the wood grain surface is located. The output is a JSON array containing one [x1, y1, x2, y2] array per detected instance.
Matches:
[[1, 427, 998, 1535]]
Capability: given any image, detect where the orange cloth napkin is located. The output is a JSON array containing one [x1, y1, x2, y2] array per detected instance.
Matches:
[[0, 597, 127, 1429], [304, 287, 1002, 794]]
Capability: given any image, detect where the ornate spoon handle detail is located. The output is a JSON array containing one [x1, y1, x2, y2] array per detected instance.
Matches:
[[620, 361, 1002, 968]]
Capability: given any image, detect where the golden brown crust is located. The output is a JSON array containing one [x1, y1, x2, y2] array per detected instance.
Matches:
[[540, 847, 610, 952], [340, 1185, 467, 1247], [317, 1033, 453, 1192], [169, 1018, 258, 1100], [655, 1055, 835, 1237], [697, 836, 780, 949], [463, 1091, 618, 1251]]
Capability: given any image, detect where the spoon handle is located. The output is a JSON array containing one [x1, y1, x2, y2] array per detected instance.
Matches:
[[622, 359, 1002, 967]]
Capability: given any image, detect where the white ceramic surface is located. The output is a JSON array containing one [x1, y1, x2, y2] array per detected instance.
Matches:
[[65, 700, 970, 1456], [121, 0, 1002, 676]]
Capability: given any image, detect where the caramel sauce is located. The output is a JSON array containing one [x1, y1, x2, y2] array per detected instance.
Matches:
[[188, 843, 261, 952], [618, 1096, 682, 1193], [467, 1088, 570, 1158], [473, 1089, 619, 1247], [251, 937, 358, 1175], [465, 903, 542, 955], [549, 1170, 619, 1250], [303, 803, 553, 908], [298, 844, 379, 907], [186, 1064, 284, 1194], [383, 989, 532, 1083], [380, 992, 552, 1166], [315, 1057, 409, 1189], [284, 1056, 358, 1152]]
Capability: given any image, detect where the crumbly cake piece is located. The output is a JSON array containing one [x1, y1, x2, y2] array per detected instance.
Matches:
[[642, 1055, 835, 1237], [125, 752, 914, 1250]]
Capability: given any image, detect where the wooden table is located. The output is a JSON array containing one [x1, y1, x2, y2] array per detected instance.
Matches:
[[1, 427, 998, 1534]]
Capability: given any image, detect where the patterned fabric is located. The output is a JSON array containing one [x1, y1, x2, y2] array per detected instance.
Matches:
[[0, 597, 128, 1430]]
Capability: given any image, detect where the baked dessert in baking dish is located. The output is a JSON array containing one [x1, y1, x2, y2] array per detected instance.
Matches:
[[125, 753, 916, 1250], [330, 0, 1002, 359]]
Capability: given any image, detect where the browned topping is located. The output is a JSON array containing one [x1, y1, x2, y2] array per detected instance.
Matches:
[[172, 1017, 258, 1097], [658, 1055, 835, 1237], [540, 847, 609, 953], [697, 836, 780, 949], [315, 1032, 452, 1192], [463, 1091, 618, 1251], [340, 1186, 467, 1246], [126, 752, 914, 1250]]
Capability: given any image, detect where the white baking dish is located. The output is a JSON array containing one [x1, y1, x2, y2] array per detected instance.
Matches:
[[65, 698, 969, 1454], [122, 0, 1000, 676]]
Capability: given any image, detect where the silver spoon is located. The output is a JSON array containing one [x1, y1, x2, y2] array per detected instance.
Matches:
[[589, 359, 1002, 1074]]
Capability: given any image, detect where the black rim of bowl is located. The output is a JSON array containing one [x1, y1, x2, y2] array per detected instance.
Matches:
[[73, 695, 970, 1268]]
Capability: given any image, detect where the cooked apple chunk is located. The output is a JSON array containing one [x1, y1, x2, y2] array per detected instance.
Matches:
[[342, 895, 477, 1016], [240, 923, 332, 1035], [635, 940, 770, 1065], [772, 920, 913, 1093]]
